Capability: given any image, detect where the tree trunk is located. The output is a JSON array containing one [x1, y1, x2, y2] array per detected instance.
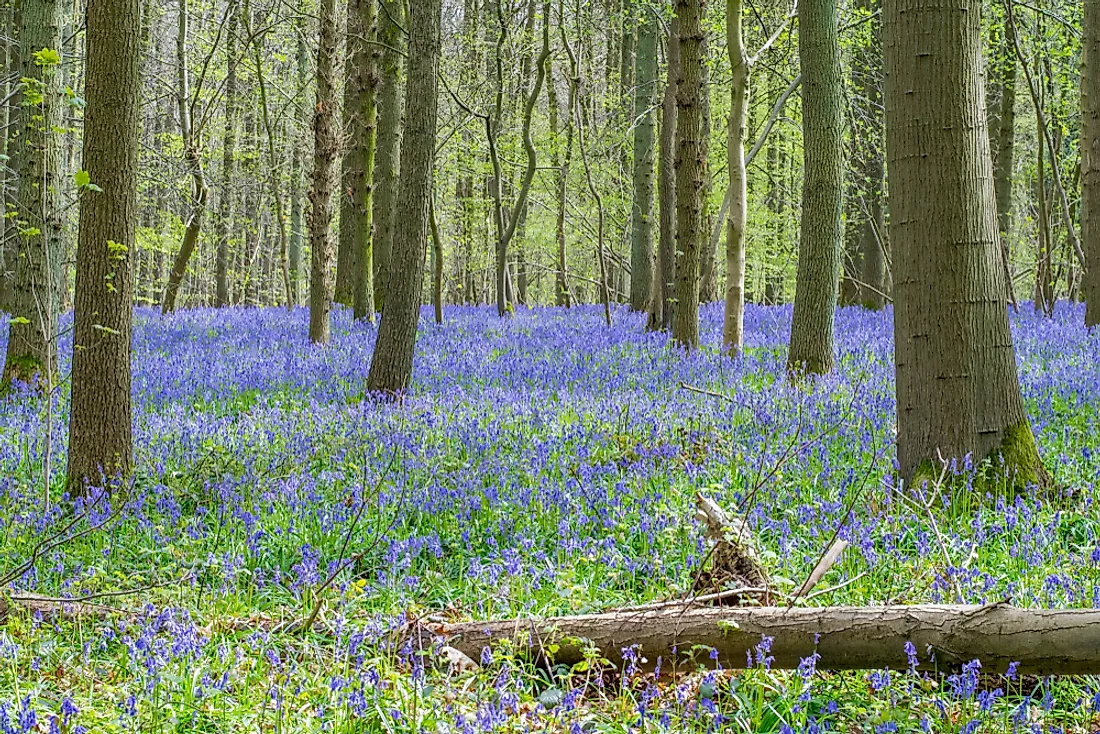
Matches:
[[548, 58, 574, 308], [442, 604, 1100, 676], [340, 0, 379, 322], [697, 35, 717, 305], [723, 0, 748, 355], [670, 0, 706, 349], [67, 0, 140, 493], [884, 0, 1046, 487], [852, 0, 886, 310], [213, 2, 238, 308], [787, 0, 844, 375], [0, 1, 12, 311], [308, 0, 341, 345], [628, 9, 657, 312], [648, 17, 678, 332], [371, 0, 405, 311], [162, 0, 208, 314], [1085, 0, 1100, 327], [365, 0, 441, 394], [992, 20, 1017, 255], [2, 0, 64, 389], [289, 2, 308, 305]]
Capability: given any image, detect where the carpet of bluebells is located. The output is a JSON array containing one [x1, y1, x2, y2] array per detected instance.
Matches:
[[0, 303, 1098, 733]]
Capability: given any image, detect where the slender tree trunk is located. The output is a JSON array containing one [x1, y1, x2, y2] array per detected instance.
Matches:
[[3, 0, 64, 389], [214, 2, 238, 308], [339, 0, 379, 321], [1085, 0, 1100, 327], [723, 0, 748, 355], [648, 17, 678, 332], [162, 0, 209, 314], [371, 0, 404, 311], [884, 0, 1047, 487], [787, 0, 844, 375], [430, 196, 444, 324], [629, 10, 657, 312], [853, 0, 886, 310], [366, 0, 442, 394], [289, 3, 308, 305], [67, 0, 140, 493], [548, 57, 574, 307], [697, 35, 717, 304], [308, 0, 341, 344], [992, 20, 1017, 251]]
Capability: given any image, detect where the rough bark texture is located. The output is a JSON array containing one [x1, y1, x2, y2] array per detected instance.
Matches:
[[214, 4, 238, 308], [723, 0, 748, 355], [371, 0, 404, 312], [648, 17, 678, 332], [365, 0, 441, 394], [670, 0, 706, 350], [788, 0, 844, 375], [1085, 0, 1100, 327], [443, 604, 1100, 675], [308, 0, 341, 345], [67, 0, 140, 492], [339, 0, 378, 321], [884, 0, 1046, 486], [628, 10, 657, 313], [0, 1, 12, 310], [992, 21, 1017, 251], [3, 0, 64, 389]]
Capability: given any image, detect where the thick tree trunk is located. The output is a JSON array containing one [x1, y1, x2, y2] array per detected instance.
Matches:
[[1085, 0, 1100, 327], [723, 0, 748, 355], [339, 0, 379, 322], [884, 0, 1046, 486], [365, 0, 441, 394], [788, 0, 844, 375], [628, 10, 657, 312], [67, 0, 140, 493], [648, 17, 678, 332], [2, 0, 64, 389], [443, 604, 1100, 676], [0, 2, 12, 311], [371, 0, 404, 312], [670, 0, 706, 350], [308, 0, 341, 344], [213, 3, 238, 308]]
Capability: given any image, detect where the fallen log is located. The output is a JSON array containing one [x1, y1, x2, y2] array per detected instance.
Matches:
[[441, 604, 1100, 675]]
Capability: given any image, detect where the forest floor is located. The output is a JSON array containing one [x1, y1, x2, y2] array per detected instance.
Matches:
[[0, 303, 1098, 732]]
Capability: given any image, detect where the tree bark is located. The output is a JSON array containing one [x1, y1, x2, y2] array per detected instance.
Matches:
[[371, 0, 405, 312], [442, 604, 1100, 676], [788, 0, 844, 375], [548, 58, 574, 308], [308, 0, 341, 345], [884, 0, 1046, 486], [723, 0, 748, 355], [1085, 0, 1100, 327], [67, 0, 140, 493], [339, 0, 379, 322], [648, 17, 678, 332], [991, 20, 1017, 255], [365, 0, 441, 394], [670, 0, 706, 350], [213, 2, 238, 308], [2, 0, 64, 389], [0, 1, 13, 311], [628, 9, 657, 312], [289, 2, 308, 305]]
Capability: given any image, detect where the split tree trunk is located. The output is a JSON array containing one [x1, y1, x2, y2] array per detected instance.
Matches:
[[670, 0, 707, 350], [884, 0, 1046, 486], [365, 0, 442, 394], [628, 9, 657, 313], [1085, 0, 1100, 327], [787, 0, 844, 375], [67, 0, 140, 493], [443, 604, 1100, 676], [308, 0, 341, 344]]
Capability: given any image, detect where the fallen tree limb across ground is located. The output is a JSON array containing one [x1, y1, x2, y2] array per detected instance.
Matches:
[[440, 604, 1100, 675]]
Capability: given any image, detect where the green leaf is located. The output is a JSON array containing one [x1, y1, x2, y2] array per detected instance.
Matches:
[[9, 317, 30, 325], [33, 48, 61, 67], [74, 169, 91, 188]]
